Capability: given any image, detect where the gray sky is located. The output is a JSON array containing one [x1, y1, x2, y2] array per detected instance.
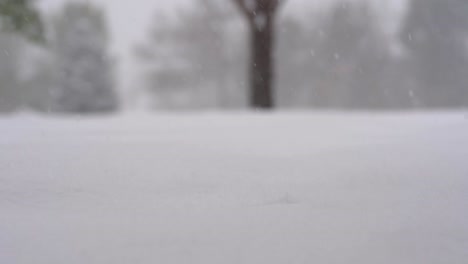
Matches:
[[39, 0, 406, 107]]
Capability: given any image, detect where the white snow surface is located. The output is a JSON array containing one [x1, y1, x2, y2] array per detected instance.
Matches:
[[1, 112, 467, 264]]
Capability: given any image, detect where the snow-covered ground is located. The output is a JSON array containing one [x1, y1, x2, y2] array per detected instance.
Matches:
[[1, 112, 467, 264]]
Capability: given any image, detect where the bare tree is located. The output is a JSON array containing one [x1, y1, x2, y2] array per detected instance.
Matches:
[[136, 0, 243, 109], [401, 0, 468, 108], [233, 0, 285, 109]]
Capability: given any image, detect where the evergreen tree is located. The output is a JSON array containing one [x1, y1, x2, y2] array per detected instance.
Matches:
[[0, 0, 42, 41], [0, 0, 42, 112], [52, 2, 117, 113], [0, 33, 22, 112]]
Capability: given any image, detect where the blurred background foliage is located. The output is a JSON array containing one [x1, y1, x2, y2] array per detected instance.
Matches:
[[0, 0, 467, 113]]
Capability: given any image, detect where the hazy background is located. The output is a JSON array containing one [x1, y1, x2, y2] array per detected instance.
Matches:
[[1, 0, 466, 112], [38, 0, 406, 109]]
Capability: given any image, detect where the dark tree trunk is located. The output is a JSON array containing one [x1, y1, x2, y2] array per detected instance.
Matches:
[[250, 17, 274, 108], [232, 0, 283, 110]]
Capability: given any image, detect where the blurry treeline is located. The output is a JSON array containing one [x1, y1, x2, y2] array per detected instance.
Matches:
[[1, 0, 468, 113], [0, 0, 116, 113]]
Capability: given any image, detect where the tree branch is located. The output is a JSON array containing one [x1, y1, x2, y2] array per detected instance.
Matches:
[[232, 0, 287, 21], [232, 0, 254, 19], [262, 0, 286, 13]]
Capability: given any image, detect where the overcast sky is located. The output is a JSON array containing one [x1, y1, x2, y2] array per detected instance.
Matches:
[[38, 0, 406, 107]]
